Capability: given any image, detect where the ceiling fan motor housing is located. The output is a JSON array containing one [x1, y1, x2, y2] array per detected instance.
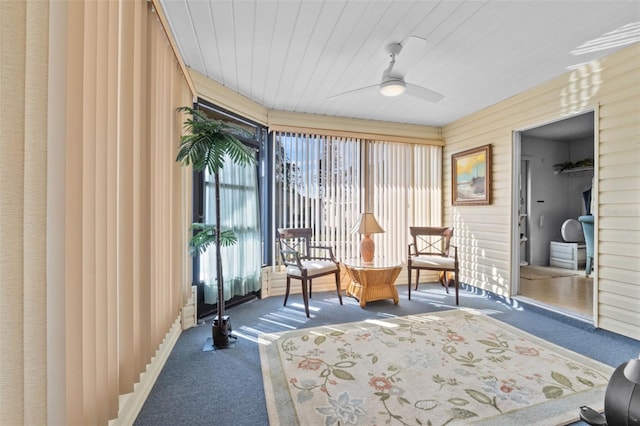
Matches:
[[385, 42, 403, 56]]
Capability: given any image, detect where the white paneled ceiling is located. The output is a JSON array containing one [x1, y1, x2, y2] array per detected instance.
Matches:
[[158, 0, 639, 127]]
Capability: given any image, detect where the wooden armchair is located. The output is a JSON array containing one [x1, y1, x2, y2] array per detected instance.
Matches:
[[277, 228, 343, 317], [407, 226, 459, 304]]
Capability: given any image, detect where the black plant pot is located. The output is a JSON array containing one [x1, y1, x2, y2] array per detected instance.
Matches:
[[212, 315, 231, 349]]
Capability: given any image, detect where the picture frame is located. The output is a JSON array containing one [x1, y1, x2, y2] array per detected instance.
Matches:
[[452, 144, 492, 206]]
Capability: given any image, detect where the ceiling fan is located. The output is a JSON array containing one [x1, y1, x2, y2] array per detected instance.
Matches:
[[328, 36, 444, 103]]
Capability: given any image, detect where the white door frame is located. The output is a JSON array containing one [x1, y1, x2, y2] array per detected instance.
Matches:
[[510, 108, 599, 324], [510, 131, 523, 295]]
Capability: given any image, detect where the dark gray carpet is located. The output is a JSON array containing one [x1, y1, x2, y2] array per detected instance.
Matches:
[[134, 284, 639, 426]]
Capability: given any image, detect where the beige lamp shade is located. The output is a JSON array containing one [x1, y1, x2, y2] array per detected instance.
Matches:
[[350, 213, 385, 235], [351, 213, 384, 263]]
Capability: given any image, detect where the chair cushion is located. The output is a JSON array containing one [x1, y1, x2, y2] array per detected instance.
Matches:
[[411, 255, 455, 269], [286, 260, 338, 277]]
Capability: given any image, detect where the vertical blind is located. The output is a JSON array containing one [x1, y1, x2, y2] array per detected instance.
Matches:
[[1, 1, 193, 424], [273, 132, 442, 264]]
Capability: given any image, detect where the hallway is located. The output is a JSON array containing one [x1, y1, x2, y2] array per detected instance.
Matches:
[[519, 265, 593, 319]]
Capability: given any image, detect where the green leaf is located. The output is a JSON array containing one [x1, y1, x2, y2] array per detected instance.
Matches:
[[465, 389, 492, 405], [577, 377, 595, 387], [301, 335, 309, 342], [448, 398, 469, 406], [372, 355, 379, 364], [450, 408, 478, 420], [382, 328, 397, 335], [551, 371, 573, 388], [477, 339, 501, 348], [314, 335, 326, 345], [432, 375, 446, 384], [334, 361, 355, 368], [414, 400, 437, 411], [332, 369, 355, 380], [542, 385, 564, 399]]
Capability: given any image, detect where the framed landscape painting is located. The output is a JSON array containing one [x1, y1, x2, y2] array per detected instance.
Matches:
[[452, 144, 491, 205]]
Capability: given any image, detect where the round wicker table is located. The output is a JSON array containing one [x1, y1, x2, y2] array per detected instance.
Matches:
[[343, 258, 402, 308]]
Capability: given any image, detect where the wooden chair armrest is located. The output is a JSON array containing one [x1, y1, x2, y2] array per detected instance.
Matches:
[[451, 245, 458, 260], [408, 243, 416, 256], [309, 245, 338, 263]]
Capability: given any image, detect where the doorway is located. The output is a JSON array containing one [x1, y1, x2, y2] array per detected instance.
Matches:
[[193, 100, 267, 319], [512, 111, 596, 319]]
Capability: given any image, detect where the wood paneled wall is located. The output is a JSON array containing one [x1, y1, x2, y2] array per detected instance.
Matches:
[[443, 44, 640, 340], [1, 1, 194, 424]]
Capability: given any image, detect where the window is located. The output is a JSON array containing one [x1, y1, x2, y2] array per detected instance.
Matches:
[[273, 131, 442, 264]]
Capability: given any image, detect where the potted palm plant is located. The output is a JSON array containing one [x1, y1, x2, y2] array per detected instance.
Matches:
[[176, 106, 256, 348]]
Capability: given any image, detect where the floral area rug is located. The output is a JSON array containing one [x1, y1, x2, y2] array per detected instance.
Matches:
[[259, 309, 612, 425]]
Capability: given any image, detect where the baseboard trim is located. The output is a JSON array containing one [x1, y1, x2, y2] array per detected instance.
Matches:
[[109, 315, 183, 426]]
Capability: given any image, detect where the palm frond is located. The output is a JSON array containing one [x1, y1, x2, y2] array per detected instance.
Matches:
[[176, 106, 256, 174], [220, 133, 255, 166], [189, 223, 238, 256]]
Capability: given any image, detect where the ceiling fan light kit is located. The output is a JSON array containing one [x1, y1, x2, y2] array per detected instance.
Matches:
[[380, 79, 406, 96]]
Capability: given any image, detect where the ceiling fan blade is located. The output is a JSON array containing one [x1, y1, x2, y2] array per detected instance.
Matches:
[[405, 83, 444, 102], [392, 36, 427, 77], [326, 84, 379, 100]]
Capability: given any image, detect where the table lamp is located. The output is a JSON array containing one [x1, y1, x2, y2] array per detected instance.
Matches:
[[350, 213, 385, 263]]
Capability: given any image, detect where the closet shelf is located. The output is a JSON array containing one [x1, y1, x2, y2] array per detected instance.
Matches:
[[555, 166, 593, 175]]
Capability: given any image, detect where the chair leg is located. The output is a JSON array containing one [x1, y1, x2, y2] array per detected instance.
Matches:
[[309, 280, 312, 299], [335, 270, 343, 305], [283, 276, 291, 306], [454, 273, 459, 305], [407, 268, 412, 300], [415, 271, 420, 291], [301, 279, 310, 318], [585, 256, 593, 278], [440, 271, 450, 294]]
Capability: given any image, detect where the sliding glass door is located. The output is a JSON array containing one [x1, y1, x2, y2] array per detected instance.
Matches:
[[201, 156, 262, 305], [194, 101, 265, 318]]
